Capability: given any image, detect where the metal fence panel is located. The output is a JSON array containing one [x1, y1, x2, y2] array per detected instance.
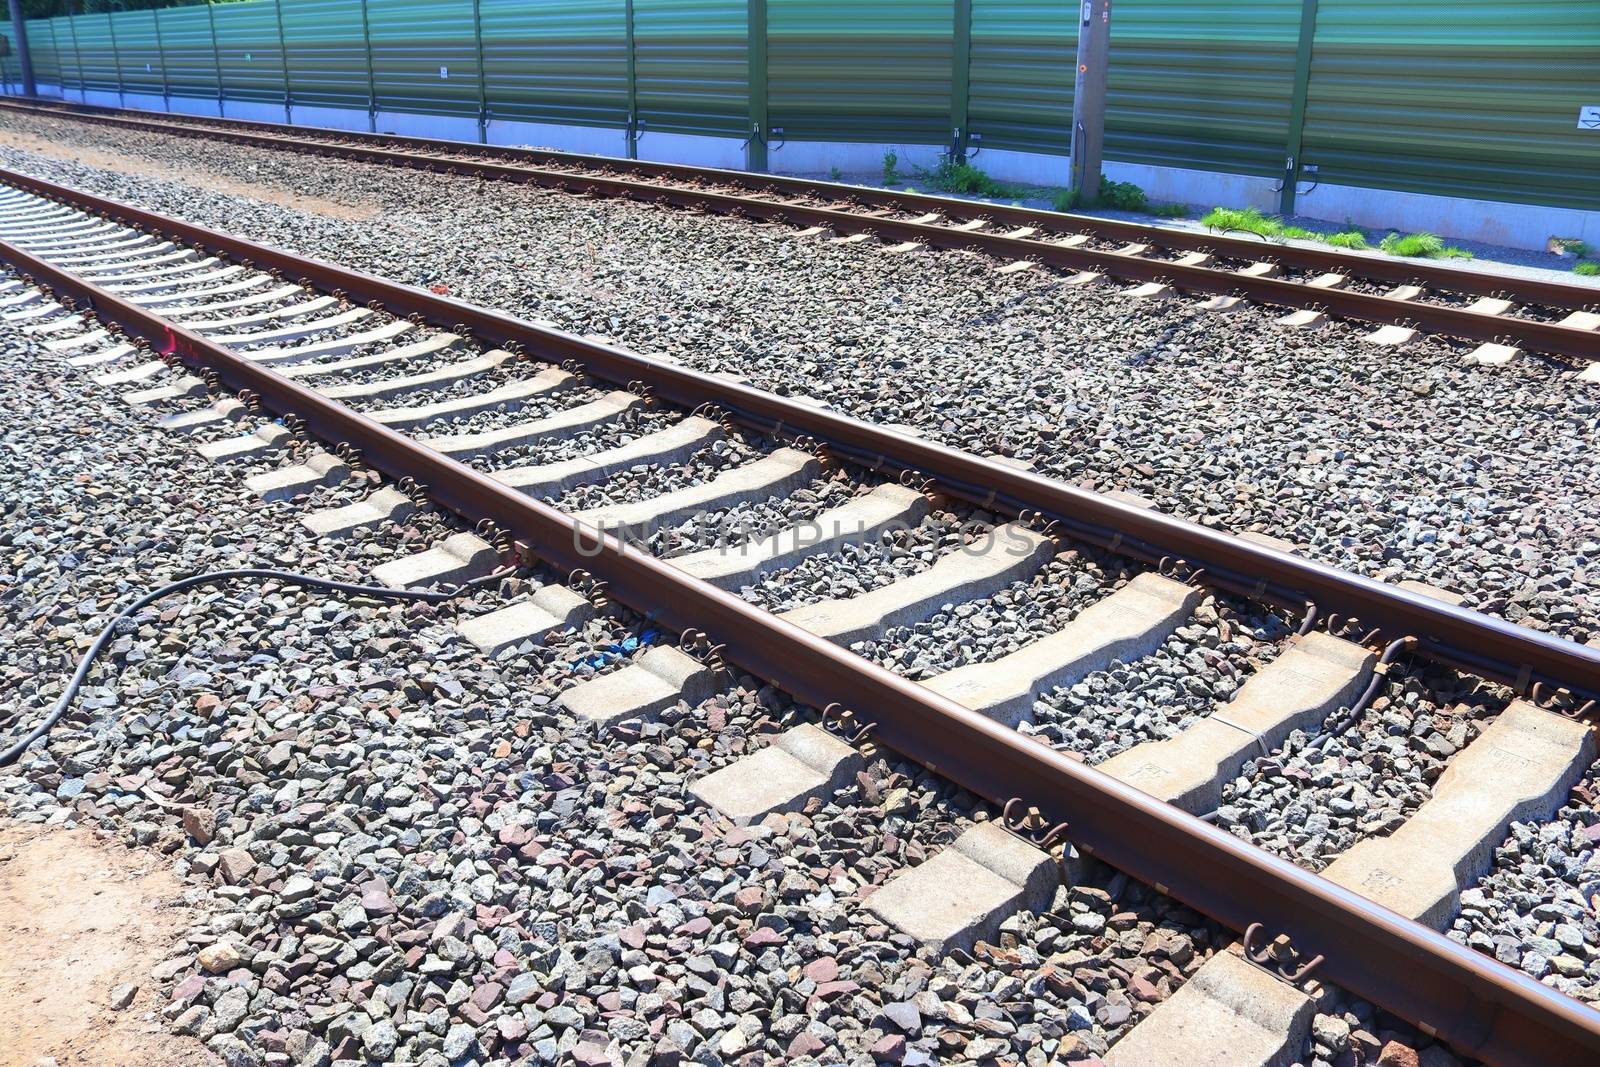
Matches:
[[1301, 0, 1600, 211], [70, 14, 119, 96], [367, 0, 480, 117], [968, 0, 1073, 155], [115, 10, 165, 97], [213, 0, 288, 104], [769, 0, 953, 145], [23, 19, 60, 90], [1106, 0, 1301, 178], [480, 0, 628, 129], [282, 0, 371, 111], [635, 0, 747, 138], [158, 5, 220, 101]]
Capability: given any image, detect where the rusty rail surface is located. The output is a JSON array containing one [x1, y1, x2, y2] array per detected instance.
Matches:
[[3, 189, 1600, 1067], [4, 97, 1599, 361], [7, 164, 1600, 708]]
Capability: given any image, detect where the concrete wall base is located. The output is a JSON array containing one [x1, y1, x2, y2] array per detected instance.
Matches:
[[221, 98, 290, 124], [767, 139, 945, 178], [488, 117, 627, 157]]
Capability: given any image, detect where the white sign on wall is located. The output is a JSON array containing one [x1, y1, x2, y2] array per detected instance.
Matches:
[[1580, 105, 1600, 130], [440, 66, 449, 79]]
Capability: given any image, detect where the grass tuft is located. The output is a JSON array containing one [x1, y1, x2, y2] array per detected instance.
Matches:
[[1575, 260, 1600, 277], [1200, 206, 1280, 237], [918, 159, 1026, 198], [1377, 231, 1470, 259], [1151, 202, 1188, 218], [1324, 230, 1369, 250]]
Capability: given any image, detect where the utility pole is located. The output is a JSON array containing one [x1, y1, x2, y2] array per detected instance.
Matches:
[[1068, 0, 1111, 206], [6, 0, 34, 98]]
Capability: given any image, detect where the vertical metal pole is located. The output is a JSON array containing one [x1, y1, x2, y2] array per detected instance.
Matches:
[[358, 0, 376, 132], [207, 0, 225, 117], [67, 14, 85, 102], [1279, 0, 1319, 216], [273, 0, 291, 124], [152, 9, 170, 111], [950, 0, 972, 161], [1068, 0, 1110, 206], [106, 12, 125, 108], [5, 0, 33, 98], [471, 0, 488, 143], [746, 0, 767, 171], [623, 0, 638, 159]]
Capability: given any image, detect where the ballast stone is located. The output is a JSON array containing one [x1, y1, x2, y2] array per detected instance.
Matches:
[[865, 821, 1056, 956], [689, 723, 863, 826]]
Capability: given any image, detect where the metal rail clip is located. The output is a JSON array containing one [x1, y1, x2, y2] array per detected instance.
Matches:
[[1241, 922, 1325, 989]]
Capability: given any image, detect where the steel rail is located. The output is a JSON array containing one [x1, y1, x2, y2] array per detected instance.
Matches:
[[7, 164, 1600, 708], [4, 97, 1599, 351], [3, 218, 1598, 1067]]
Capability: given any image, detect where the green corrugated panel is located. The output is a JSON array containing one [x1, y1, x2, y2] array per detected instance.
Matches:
[[114, 10, 165, 96], [635, 0, 746, 138], [213, 0, 287, 104], [1107, 0, 1300, 177], [282, 0, 370, 111], [480, 0, 628, 128], [769, 0, 952, 144], [1301, 0, 1599, 210], [23, 20, 60, 88], [159, 6, 220, 101], [968, 0, 1073, 155], [368, 0, 479, 117], [72, 15, 121, 96]]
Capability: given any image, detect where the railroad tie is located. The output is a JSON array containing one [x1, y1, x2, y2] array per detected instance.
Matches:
[[247, 319, 415, 365], [369, 371, 574, 431], [921, 572, 1201, 729], [244, 451, 351, 504], [1123, 281, 1174, 300], [1468, 342, 1521, 366], [370, 531, 500, 589], [160, 283, 307, 319], [132, 272, 274, 309], [425, 391, 641, 463], [158, 397, 248, 433], [84, 253, 216, 284], [301, 486, 416, 539], [65, 342, 136, 369], [689, 723, 863, 827], [572, 449, 821, 541], [492, 416, 723, 499], [455, 586, 595, 656], [123, 374, 208, 407], [3, 300, 63, 322], [205, 306, 375, 348], [1275, 308, 1326, 329], [318, 348, 510, 403], [107, 264, 246, 298], [672, 482, 928, 590], [25, 313, 88, 335], [864, 821, 1058, 956], [1100, 949, 1317, 1067], [1560, 310, 1600, 331], [91, 357, 166, 386], [46, 327, 111, 353], [277, 332, 464, 382], [1320, 700, 1596, 930], [778, 525, 1056, 646], [184, 294, 339, 335], [1098, 631, 1375, 813], [1360, 323, 1418, 346], [196, 422, 294, 462], [561, 646, 716, 729]]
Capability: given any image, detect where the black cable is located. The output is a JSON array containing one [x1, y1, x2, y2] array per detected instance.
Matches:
[[0, 566, 508, 769]]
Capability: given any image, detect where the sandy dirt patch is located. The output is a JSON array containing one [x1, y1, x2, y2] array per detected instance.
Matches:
[[0, 822, 209, 1067]]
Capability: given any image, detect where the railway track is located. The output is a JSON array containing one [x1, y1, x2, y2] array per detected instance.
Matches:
[[3, 96, 1600, 369], [2, 167, 1600, 1066]]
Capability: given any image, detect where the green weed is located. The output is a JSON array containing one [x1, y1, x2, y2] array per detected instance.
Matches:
[[828, 165, 843, 182], [881, 151, 900, 186], [1200, 206, 1279, 237], [1324, 230, 1369, 250], [1574, 260, 1600, 277], [1152, 202, 1188, 218]]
